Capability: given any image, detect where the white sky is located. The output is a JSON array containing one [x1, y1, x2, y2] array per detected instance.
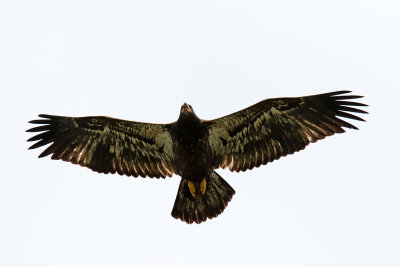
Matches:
[[1, 0, 399, 266]]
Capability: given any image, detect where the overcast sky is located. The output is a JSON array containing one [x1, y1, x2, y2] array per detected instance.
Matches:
[[1, 0, 399, 266]]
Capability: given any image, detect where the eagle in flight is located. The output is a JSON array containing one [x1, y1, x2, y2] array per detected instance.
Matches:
[[27, 91, 367, 224]]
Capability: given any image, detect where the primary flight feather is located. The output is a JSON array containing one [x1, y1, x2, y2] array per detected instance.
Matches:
[[27, 91, 367, 224]]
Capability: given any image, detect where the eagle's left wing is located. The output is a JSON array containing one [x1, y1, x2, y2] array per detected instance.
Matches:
[[205, 91, 367, 172], [27, 115, 176, 178]]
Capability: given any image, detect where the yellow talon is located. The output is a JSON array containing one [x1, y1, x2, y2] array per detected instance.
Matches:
[[188, 181, 196, 197], [200, 178, 206, 195]]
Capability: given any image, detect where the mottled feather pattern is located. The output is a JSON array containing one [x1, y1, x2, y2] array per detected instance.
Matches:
[[27, 115, 175, 178], [206, 91, 367, 172]]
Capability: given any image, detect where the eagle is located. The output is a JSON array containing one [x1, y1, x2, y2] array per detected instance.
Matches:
[[27, 91, 367, 224]]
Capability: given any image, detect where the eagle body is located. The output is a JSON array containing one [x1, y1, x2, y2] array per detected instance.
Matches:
[[27, 91, 367, 224], [171, 106, 212, 183]]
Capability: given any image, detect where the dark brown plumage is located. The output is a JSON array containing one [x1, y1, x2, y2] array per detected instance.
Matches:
[[27, 91, 367, 224]]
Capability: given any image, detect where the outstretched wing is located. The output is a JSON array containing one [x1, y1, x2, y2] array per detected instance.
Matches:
[[27, 115, 176, 178], [205, 91, 367, 172]]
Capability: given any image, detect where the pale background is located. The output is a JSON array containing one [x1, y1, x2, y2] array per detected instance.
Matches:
[[1, 1, 399, 266]]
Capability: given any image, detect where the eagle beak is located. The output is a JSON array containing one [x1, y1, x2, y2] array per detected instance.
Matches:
[[182, 103, 192, 112]]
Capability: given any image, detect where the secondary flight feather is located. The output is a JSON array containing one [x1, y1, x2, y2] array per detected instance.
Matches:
[[27, 91, 367, 224]]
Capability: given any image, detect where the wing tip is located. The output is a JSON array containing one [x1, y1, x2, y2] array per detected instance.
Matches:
[[323, 90, 367, 100], [38, 114, 57, 119], [323, 90, 352, 96], [28, 114, 60, 125], [28, 142, 41, 150]]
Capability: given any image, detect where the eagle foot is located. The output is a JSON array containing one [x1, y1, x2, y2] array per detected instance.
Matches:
[[187, 179, 207, 197], [200, 178, 206, 195], [188, 181, 196, 197]]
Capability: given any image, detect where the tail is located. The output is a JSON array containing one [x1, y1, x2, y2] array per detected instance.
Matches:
[[171, 171, 235, 224]]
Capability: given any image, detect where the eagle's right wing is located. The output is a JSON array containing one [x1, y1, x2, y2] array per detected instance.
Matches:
[[205, 91, 367, 172], [27, 115, 176, 178]]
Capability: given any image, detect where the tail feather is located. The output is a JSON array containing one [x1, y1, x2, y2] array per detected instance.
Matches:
[[171, 171, 235, 224]]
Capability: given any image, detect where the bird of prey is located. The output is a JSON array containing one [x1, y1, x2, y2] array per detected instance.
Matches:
[[27, 91, 367, 224]]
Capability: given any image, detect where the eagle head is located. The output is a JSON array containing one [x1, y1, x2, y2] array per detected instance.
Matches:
[[180, 103, 194, 114]]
